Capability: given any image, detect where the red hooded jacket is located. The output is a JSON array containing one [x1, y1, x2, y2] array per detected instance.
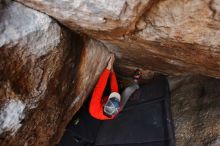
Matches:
[[89, 69, 119, 120]]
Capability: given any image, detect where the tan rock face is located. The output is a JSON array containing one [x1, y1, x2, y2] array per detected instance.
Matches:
[[0, 2, 111, 146], [52, 40, 111, 145], [133, 0, 220, 76], [17, 0, 220, 78], [170, 76, 220, 146], [102, 0, 220, 77]]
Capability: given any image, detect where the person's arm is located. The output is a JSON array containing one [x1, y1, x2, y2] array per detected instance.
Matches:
[[110, 71, 119, 93], [89, 54, 115, 120], [89, 69, 113, 120]]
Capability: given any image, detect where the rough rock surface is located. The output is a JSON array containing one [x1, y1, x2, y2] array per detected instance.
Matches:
[[53, 39, 111, 145], [170, 76, 220, 146], [16, 0, 154, 36], [0, 2, 74, 145], [17, 0, 220, 78], [0, 2, 111, 146], [0, 0, 12, 9]]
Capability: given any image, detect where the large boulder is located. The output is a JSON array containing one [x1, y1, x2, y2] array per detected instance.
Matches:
[[16, 0, 154, 35], [170, 76, 220, 146], [17, 0, 220, 78], [0, 2, 75, 145], [0, 2, 111, 146]]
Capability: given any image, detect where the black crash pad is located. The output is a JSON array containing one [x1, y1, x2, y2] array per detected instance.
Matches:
[[58, 76, 175, 146]]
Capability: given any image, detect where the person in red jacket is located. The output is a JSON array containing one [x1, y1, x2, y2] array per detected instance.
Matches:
[[89, 54, 120, 120]]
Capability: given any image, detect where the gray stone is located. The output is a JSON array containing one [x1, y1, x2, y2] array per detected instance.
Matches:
[[170, 76, 220, 146], [16, 0, 152, 34]]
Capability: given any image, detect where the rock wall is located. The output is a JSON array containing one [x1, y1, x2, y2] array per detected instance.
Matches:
[[16, 0, 154, 35], [170, 76, 220, 146], [0, 2, 76, 145], [17, 0, 220, 78], [0, 2, 111, 146]]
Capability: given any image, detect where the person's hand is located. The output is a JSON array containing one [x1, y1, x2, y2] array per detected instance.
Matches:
[[107, 54, 115, 70]]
